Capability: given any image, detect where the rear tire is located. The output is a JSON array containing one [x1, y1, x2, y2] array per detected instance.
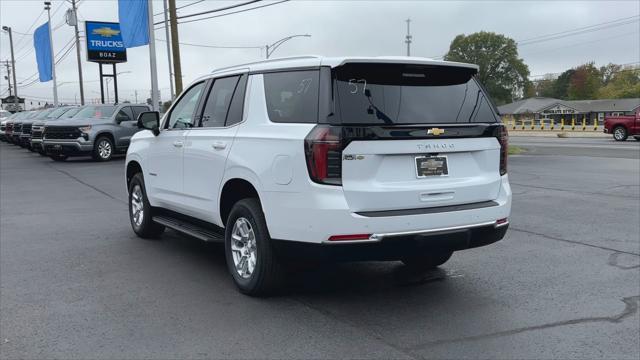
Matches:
[[128, 173, 165, 239], [402, 250, 453, 270], [93, 136, 114, 161], [225, 198, 284, 296], [49, 154, 67, 161], [613, 126, 628, 141]]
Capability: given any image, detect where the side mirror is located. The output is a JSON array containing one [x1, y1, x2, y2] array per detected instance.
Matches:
[[137, 111, 160, 136]]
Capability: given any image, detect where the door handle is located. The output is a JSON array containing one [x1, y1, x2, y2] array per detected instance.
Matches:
[[212, 141, 227, 150], [173, 140, 183, 148]]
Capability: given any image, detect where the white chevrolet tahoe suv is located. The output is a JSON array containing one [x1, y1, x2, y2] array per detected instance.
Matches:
[[126, 56, 512, 296]]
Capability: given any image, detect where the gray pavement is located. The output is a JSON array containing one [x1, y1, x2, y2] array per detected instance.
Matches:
[[1, 140, 639, 359], [511, 136, 640, 159]]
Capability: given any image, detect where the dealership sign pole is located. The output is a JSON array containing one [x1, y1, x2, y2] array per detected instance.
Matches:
[[84, 21, 127, 104]]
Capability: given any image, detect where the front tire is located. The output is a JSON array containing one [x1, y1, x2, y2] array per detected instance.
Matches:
[[128, 173, 165, 239], [225, 198, 284, 296], [402, 250, 453, 270], [93, 136, 114, 161], [613, 126, 628, 141]]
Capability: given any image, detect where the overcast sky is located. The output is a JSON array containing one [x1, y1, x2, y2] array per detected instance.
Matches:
[[1, 0, 639, 105]]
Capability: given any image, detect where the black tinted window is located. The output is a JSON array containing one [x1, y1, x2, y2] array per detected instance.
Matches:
[[332, 63, 498, 125], [201, 76, 239, 128], [226, 75, 247, 126], [264, 70, 319, 123], [116, 107, 133, 122], [131, 106, 149, 120]]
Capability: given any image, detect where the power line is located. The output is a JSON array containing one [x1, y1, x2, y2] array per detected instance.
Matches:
[[521, 30, 639, 57], [156, 38, 263, 49], [154, 0, 205, 16], [518, 18, 639, 46], [153, 0, 260, 25], [179, 0, 289, 25], [518, 15, 639, 43]]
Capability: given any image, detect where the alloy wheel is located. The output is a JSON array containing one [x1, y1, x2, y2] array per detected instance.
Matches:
[[131, 185, 144, 227], [230, 217, 257, 279], [98, 139, 112, 159]]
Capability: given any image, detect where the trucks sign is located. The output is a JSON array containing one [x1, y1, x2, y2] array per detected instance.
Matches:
[[85, 21, 127, 63]]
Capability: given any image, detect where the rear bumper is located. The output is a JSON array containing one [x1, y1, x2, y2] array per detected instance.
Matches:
[[263, 175, 512, 244], [43, 140, 93, 156], [273, 223, 508, 262]]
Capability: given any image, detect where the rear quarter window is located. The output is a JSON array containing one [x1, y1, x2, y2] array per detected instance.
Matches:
[[263, 70, 319, 123]]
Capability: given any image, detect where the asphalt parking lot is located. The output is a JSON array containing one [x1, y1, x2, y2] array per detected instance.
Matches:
[[1, 139, 639, 359]]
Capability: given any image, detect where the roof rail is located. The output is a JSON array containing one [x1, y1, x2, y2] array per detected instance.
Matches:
[[211, 55, 321, 74]]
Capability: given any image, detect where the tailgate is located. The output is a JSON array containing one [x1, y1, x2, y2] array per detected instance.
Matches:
[[341, 137, 501, 213]]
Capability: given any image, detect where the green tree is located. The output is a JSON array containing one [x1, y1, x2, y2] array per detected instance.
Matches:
[[598, 67, 640, 99], [551, 69, 575, 99], [444, 31, 530, 105], [567, 62, 601, 100]]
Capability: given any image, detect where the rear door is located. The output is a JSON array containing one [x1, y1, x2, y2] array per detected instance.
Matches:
[[182, 74, 247, 224], [331, 63, 504, 213]]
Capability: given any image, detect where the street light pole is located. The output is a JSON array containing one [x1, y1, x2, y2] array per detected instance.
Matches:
[[265, 34, 311, 59], [44, 1, 59, 106], [2, 26, 19, 109]]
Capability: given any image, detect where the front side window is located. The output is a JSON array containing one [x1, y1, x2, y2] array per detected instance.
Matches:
[[166, 82, 205, 129], [201, 76, 239, 128], [115, 107, 133, 122], [264, 70, 319, 123]]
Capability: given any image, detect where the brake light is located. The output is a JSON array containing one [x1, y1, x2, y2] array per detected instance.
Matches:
[[304, 125, 344, 185], [497, 124, 508, 175], [328, 234, 372, 241]]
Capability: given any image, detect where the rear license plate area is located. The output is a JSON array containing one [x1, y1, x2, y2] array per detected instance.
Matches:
[[415, 156, 448, 178]]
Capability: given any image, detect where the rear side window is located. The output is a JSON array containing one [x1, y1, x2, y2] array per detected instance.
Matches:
[[264, 70, 319, 123], [332, 63, 499, 125], [201, 76, 240, 128]]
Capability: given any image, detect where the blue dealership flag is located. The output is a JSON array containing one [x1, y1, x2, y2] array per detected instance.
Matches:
[[118, 0, 149, 48], [33, 22, 52, 82]]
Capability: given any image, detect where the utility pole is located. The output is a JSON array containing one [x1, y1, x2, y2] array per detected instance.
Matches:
[[2, 26, 18, 109], [168, 0, 183, 95], [147, 0, 160, 111], [162, 0, 175, 100], [45, 1, 59, 106], [134, 90, 138, 103], [405, 18, 412, 56], [4, 61, 12, 97], [68, 0, 85, 105]]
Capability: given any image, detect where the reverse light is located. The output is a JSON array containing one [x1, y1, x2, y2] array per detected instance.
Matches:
[[304, 125, 344, 185], [328, 234, 372, 242]]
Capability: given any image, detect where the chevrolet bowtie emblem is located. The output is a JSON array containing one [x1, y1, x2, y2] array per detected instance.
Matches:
[[92, 27, 120, 37], [427, 128, 445, 136]]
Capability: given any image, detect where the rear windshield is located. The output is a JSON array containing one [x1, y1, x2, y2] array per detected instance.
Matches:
[[331, 63, 499, 125], [73, 106, 117, 119]]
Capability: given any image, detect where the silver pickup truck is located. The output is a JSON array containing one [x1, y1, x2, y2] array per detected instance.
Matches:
[[43, 104, 151, 161]]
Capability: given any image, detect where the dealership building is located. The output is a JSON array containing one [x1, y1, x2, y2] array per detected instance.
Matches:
[[498, 97, 640, 124]]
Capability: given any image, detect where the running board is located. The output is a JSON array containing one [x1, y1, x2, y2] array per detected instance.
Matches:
[[152, 215, 225, 242]]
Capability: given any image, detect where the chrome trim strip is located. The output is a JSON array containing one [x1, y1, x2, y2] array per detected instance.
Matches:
[[321, 220, 507, 245]]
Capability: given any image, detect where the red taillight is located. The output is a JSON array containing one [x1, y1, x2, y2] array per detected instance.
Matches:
[[497, 125, 508, 175], [304, 125, 344, 185], [328, 234, 372, 241]]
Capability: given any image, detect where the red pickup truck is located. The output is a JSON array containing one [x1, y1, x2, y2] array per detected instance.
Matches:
[[604, 109, 640, 141]]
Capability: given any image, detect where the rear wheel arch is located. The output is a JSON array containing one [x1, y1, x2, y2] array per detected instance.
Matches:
[[220, 178, 261, 226]]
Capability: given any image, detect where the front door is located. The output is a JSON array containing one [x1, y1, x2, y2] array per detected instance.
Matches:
[[146, 82, 206, 210], [183, 74, 247, 225]]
